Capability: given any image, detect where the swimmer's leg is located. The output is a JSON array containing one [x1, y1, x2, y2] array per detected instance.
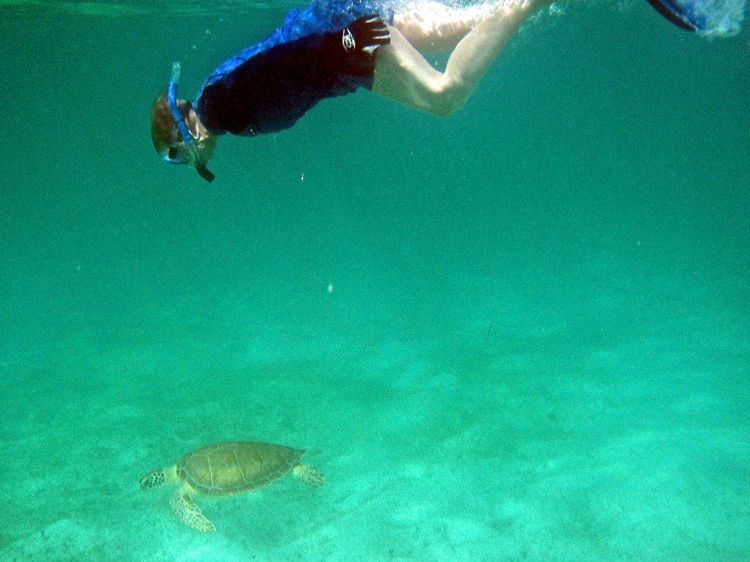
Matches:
[[391, 1, 496, 51], [373, 0, 548, 116]]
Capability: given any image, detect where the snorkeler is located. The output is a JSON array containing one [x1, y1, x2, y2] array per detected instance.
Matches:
[[150, 0, 736, 182]]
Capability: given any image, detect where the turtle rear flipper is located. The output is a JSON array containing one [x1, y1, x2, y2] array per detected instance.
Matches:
[[293, 464, 324, 487], [170, 488, 216, 533]]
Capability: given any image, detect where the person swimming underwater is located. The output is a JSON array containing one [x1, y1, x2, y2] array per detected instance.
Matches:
[[151, 0, 742, 182]]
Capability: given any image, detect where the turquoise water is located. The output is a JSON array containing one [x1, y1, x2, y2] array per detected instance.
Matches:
[[1, 1, 749, 560]]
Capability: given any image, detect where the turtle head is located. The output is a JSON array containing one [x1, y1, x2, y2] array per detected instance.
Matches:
[[139, 469, 166, 490]]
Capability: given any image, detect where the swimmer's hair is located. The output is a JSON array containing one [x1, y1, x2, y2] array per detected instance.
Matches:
[[150, 91, 192, 154]]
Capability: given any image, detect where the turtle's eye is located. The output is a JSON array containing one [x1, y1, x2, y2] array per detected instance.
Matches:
[[167, 147, 177, 160]]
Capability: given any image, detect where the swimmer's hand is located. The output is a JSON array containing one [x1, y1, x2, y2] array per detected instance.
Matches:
[[338, 15, 390, 76], [345, 15, 390, 56]]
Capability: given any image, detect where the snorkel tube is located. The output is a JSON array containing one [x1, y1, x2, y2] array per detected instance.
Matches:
[[166, 62, 216, 183]]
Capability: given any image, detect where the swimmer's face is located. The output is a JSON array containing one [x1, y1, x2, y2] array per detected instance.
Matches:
[[161, 138, 195, 165], [161, 131, 217, 183], [160, 109, 217, 167], [151, 93, 217, 181]]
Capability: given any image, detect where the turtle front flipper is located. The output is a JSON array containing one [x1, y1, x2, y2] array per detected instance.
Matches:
[[170, 487, 216, 533], [292, 464, 325, 487]]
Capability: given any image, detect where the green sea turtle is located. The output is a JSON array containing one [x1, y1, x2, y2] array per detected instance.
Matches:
[[139, 440, 324, 533]]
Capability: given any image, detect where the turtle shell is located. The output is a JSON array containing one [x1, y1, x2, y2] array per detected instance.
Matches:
[[177, 441, 305, 496]]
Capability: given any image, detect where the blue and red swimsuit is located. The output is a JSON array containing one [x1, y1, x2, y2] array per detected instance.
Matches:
[[195, 0, 394, 136]]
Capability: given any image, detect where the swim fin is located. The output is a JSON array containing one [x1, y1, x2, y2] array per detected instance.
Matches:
[[644, 0, 701, 32]]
